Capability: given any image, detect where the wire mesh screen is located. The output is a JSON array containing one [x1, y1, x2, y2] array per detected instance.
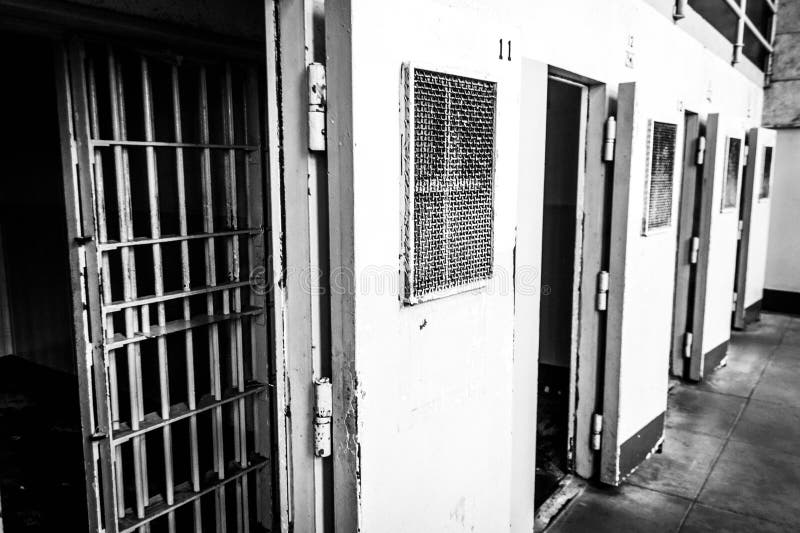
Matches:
[[723, 137, 742, 209], [404, 67, 497, 302], [644, 121, 677, 233], [759, 145, 773, 199]]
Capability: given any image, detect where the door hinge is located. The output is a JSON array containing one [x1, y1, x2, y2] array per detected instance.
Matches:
[[591, 413, 603, 451], [596, 271, 610, 311], [683, 332, 693, 359], [696, 135, 706, 165], [603, 117, 616, 162], [732, 291, 738, 311], [313, 378, 332, 457], [737, 219, 744, 241], [308, 62, 327, 152], [689, 236, 700, 264], [744, 144, 750, 160], [70, 138, 79, 165]]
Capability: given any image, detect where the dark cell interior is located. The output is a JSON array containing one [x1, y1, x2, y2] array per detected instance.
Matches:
[[0, 31, 88, 532], [536, 78, 583, 509]]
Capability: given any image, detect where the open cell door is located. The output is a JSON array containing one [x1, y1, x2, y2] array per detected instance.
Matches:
[[733, 127, 777, 329], [600, 82, 684, 485], [689, 114, 744, 381], [57, 39, 275, 532]]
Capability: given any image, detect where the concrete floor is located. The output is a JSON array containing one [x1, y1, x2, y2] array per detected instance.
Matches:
[[548, 312, 800, 533]]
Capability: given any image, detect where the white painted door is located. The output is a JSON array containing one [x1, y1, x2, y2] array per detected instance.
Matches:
[[733, 127, 777, 329], [691, 114, 745, 380], [601, 82, 685, 485]]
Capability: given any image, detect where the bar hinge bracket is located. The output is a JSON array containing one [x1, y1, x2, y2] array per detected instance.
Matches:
[[313, 378, 332, 457], [596, 271, 610, 311], [308, 62, 327, 152]]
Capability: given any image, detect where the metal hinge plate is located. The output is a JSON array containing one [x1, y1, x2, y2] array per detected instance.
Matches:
[[313, 378, 332, 457], [690, 236, 700, 264], [591, 413, 603, 451], [696, 135, 707, 165], [737, 220, 744, 241], [308, 63, 327, 152], [603, 117, 616, 162], [683, 332, 693, 359], [732, 291, 738, 311], [596, 271, 610, 311]]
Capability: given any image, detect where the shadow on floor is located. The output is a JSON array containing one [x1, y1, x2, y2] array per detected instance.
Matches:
[[547, 312, 800, 533]]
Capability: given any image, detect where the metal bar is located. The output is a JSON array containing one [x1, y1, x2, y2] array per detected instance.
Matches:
[[744, 16, 773, 51], [86, 50, 130, 522], [105, 306, 264, 350], [766, 1, 779, 80], [141, 55, 176, 532], [199, 65, 227, 533], [102, 280, 252, 313], [222, 62, 249, 533], [171, 64, 203, 533], [91, 139, 259, 151], [118, 456, 269, 533], [108, 46, 149, 525], [244, 63, 272, 528], [98, 228, 262, 251], [56, 41, 104, 533], [112, 382, 270, 444]]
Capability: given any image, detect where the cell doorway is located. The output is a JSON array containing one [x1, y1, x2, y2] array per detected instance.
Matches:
[[536, 75, 588, 508]]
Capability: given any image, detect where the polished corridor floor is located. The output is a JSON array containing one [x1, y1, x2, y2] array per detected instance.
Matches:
[[548, 312, 800, 533]]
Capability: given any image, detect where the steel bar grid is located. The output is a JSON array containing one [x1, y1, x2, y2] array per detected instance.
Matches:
[[72, 39, 272, 532]]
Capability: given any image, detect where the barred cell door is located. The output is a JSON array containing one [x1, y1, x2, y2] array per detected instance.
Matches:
[[59, 39, 276, 533]]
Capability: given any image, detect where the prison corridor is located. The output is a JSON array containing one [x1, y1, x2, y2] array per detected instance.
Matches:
[[548, 312, 800, 532]]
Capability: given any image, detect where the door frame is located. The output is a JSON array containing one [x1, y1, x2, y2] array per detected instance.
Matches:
[[670, 112, 702, 377], [545, 67, 610, 481]]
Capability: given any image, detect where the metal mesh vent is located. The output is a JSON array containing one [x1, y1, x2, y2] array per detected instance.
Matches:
[[723, 137, 741, 209], [403, 67, 497, 302], [759, 145, 773, 199], [644, 121, 677, 233]]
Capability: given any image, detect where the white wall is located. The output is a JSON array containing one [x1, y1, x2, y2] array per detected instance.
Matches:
[[765, 129, 800, 294], [335, 0, 764, 531], [346, 3, 520, 531]]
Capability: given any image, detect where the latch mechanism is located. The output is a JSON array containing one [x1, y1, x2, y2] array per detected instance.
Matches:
[[689, 236, 700, 264], [313, 378, 332, 457], [591, 413, 603, 451], [603, 117, 616, 162], [308, 63, 327, 152], [596, 271, 610, 311]]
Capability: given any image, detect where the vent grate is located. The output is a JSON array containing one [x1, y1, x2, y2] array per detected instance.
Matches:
[[644, 121, 677, 233], [759, 145, 773, 199], [723, 137, 741, 209], [404, 67, 497, 302]]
